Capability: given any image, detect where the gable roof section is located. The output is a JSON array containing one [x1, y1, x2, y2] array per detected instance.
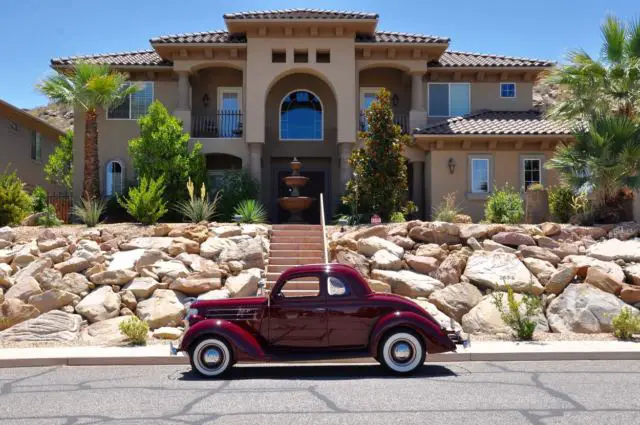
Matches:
[[0, 98, 65, 140], [356, 31, 449, 44], [223, 9, 378, 20], [431, 51, 554, 68], [415, 110, 574, 136], [51, 50, 172, 67], [151, 30, 246, 44]]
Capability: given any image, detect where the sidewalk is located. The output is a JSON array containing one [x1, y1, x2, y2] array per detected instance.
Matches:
[[1, 340, 639, 368]]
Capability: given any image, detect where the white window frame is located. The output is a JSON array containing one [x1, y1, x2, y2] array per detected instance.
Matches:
[[521, 155, 544, 190], [279, 89, 324, 142], [106, 81, 154, 120], [500, 82, 517, 99], [359, 87, 382, 111], [469, 155, 492, 194], [217, 87, 243, 111], [427, 82, 471, 117], [105, 159, 125, 196]]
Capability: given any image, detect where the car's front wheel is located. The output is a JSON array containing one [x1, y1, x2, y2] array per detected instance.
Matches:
[[189, 337, 232, 378], [378, 330, 425, 374]]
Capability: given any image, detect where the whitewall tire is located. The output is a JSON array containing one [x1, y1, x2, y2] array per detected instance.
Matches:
[[379, 331, 425, 374], [189, 338, 232, 378]]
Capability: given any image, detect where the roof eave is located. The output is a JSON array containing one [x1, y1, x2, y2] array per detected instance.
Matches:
[[413, 133, 574, 138], [50, 63, 174, 71], [429, 65, 553, 71], [150, 41, 248, 47], [356, 41, 449, 47]]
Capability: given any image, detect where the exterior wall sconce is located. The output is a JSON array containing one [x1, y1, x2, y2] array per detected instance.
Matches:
[[392, 93, 399, 107], [202, 93, 210, 108], [448, 158, 456, 174]]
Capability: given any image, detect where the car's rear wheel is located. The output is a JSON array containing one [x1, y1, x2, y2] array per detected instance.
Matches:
[[378, 330, 425, 374], [189, 337, 232, 378]]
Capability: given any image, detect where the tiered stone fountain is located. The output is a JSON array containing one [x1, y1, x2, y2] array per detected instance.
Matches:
[[278, 158, 314, 223]]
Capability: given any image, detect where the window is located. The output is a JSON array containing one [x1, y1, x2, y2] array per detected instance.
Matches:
[[105, 160, 124, 196], [500, 83, 516, 98], [328, 276, 350, 297], [360, 88, 381, 131], [316, 50, 330, 63], [428, 83, 470, 117], [280, 90, 323, 140], [107, 82, 153, 119], [294, 49, 308, 63], [470, 157, 490, 193], [31, 132, 42, 161], [522, 157, 542, 189], [217, 87, 243, 138], [272, 50, 286, 63], [278, 276, 320, 298]]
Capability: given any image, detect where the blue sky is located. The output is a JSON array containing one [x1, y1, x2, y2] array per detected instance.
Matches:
[[0, 0, 636, 109]]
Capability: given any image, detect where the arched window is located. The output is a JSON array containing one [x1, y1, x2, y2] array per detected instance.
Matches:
[[105, 160, 124, 196], [280, 90, 323, 140]]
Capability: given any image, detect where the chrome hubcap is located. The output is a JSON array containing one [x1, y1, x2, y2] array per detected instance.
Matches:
[[391, 341, 413, 363], [202, 347, 223, 367]]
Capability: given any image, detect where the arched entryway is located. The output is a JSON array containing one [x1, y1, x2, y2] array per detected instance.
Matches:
[[263, 72, 338, 224]]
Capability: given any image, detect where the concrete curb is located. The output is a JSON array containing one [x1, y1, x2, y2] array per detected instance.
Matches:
[[1, 350, 639, 368]]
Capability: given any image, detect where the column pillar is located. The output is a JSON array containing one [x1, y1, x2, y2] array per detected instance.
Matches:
[[174, 71, 192, 133], [409, 71, 427, 130], [338, 142, 354, 189], [411, 160, 425, 219], [248, 142, 263, 185]]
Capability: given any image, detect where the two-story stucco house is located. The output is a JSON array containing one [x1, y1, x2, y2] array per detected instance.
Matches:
[[51, 9, 574, 223], [0, 98, 65, 193]]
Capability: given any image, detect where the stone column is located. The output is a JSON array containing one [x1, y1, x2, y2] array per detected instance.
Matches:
[[411, 160, 425, 219], [248, 142, 263, 185], [174, 71, 192, 133], [409, 71, 427, 131], [338, 142, 354, 189]]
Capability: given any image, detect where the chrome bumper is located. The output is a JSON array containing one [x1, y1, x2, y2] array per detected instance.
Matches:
[[448, 330, 471, 348], [169, 342, 179, 356]]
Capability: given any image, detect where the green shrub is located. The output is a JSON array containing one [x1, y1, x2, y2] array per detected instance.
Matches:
[[492, 286, 542, 340], [389, 211, 405, 222], [548, 185, 574, 223], [36, 204, 62, 227], [217, 170, 260, 221], [612, 307, 640, 340], [432, 192, 460, 222], [31, 186, 48, 213], [73, 197, 106, 227], [233, 199, 267, 223], [117, 176, 168, 225], [570, 191, 595, 225], [175, 177, 220, 223], [0, 169, 32, 226], [484, 183, 524, 224], [118, 316, 149, 345]]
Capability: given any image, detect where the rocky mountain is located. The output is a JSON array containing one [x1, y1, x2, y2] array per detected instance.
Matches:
[[27, 103, 74, 132]]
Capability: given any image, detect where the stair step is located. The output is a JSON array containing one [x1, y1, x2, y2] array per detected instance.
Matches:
[[270, 242, 324, 250], [270, 230, 323, 237], [267, 263, 324, 273], [269, 257, 324, 265], [272, 224, 323, 231], [270, 235, 324, 243]]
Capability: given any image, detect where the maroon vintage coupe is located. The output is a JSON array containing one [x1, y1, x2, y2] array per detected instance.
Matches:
[[174, 263, 462, 377]]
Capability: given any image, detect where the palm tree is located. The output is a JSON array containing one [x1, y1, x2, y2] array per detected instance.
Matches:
[[546, 116, 640, 213], [37, 63, 137, 199], [543, 16, 640, 121]]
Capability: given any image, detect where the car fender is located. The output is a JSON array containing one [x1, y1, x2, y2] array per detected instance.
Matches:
[[180, 319, 266, 360], [368, 311, 456, 356]]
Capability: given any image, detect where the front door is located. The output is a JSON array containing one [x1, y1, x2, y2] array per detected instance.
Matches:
[[268, 273, 328, 349], [217, 87, 242, 137]]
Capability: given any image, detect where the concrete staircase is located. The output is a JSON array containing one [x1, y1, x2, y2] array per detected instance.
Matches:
[[266, 224, 325, 289]]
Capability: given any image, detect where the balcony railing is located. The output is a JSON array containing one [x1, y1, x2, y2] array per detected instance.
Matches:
[[192, 110, 243, 138], [359, 111, 409, 134]]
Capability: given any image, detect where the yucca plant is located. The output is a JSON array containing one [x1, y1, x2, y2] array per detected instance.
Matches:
[[73, 196, 106, 227], [175, 177, 220, 223], [233, 199, 267, 223]]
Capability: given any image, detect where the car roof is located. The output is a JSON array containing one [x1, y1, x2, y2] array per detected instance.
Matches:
[[276, 263, 372, 294]]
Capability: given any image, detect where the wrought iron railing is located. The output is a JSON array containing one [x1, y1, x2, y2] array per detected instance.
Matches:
[[191, 110, 243, 138], [359, 110, 409, 134]]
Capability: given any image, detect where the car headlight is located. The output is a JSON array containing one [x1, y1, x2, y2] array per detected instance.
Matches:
[[185, 308, 199, 325]]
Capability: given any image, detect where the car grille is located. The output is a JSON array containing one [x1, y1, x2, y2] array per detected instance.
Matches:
[[203, 307, 260, 321]]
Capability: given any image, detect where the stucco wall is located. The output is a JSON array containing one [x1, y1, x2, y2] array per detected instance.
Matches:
[[191, 68, 243, 115], [358, 68, 411, 119], [0, 115, 62, 193], [429, 148, 559, 221]]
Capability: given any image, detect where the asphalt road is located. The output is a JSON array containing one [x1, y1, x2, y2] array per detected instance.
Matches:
[[0, 360, 638, 424]]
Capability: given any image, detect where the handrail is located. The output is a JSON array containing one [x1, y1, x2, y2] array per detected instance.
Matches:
[[319, 193, 329, 264]]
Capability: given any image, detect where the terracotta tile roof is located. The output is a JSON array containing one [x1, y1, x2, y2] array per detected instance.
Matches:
[[356, 31, 449, 44], [431, 51, 554, 68], [415, 110, 574, 136], [223, 9, 378, 20], [151, 30, 246, 44], [51, 50, 172, 67]]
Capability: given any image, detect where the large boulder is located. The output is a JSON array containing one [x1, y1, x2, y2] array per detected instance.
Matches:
[[168, 237, 200, 256], [587, 239, 640, 262], [546, 284, 638, 333], [459, 224, 489, 240], [136, 289, 186, 329], [562, 255, 625, 282], [518, 245, 561, 266], [124, 277, 160, 299], [624, 264, 640, 286], [75, 286, 121, 323], [415, 244, 448, 261], [492, 232, 535, 247], [225, 269, 261, 297], [80, 316, 130, 345], [334, 249, 370, 277], [461, 294, 549, 334], [620, 284, 640, 304], [0, 263, 13, 288], [212, 225, 242, 238], [73, 240, 102, 261], [545, 264, 577, 295], [0, 299, 40, 330], [5, 277, 42, 302], [28, 289, 80, 313], [134, 249, 165, 273], [90, 269, 137, 286], [408, 222, 460, 245], [434, 250, 469, 285], [54, 257, 90, 275], [584, 267, 623, 294], [343, 225, 388, 241], [169, 273, 222, 296], [522, 257, 556, 285], [411, 298, 462, 331], [371, 269, 444, 297], [40, 246, 69, 264], [121, 237, 175, 251], [463, 251, 543, 295], [0, 226, 15, 242], [197, 289, 231, 301], [36, 238, 67, 253], [0, 310, 82, 343], [152, 327, 183, 340], [13, 258, 52, 283], [482, 239, 516, 254], [46, 272, 91, 296], [200, 238, 235, 260], [219, 239, 265, 269], [371, 249, 403, 271], [357, 236, 404, 258], [428, 283, 483, 322], [608, 222, 640, 241], [108, 249, 146, 271], [405, 254, 439, 275]]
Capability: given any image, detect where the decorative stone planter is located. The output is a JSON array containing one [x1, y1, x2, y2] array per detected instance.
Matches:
[[525, 189, 549, 224]]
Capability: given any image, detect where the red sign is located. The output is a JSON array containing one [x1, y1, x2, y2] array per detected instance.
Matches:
[[371, 214, 382, 224]]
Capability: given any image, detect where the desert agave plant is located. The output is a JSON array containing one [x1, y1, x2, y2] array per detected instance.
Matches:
[[233, 199, 267, 223], [72, 196, 106, 227], [175, 177, 220, 223]]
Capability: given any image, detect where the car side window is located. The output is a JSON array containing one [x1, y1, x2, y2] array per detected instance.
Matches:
[[328, 276, 351, 297], [278, 276, 320, 298]]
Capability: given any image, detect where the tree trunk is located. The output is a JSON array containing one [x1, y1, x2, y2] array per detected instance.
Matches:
[[83, 110, 100, 199]]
